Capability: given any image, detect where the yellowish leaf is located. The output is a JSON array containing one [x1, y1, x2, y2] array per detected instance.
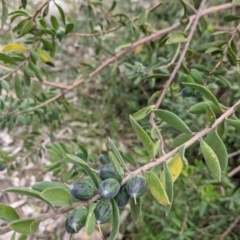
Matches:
[[134, 44, 143, 55], [2, 43, 28, 52]]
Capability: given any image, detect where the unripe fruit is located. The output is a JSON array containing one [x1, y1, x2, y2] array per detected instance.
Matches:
[[65, 206, 88, 234], [126, 174, 147, 199], [70, 178, 96, 200], [98, 178, 120, 199], [94, 199, 113, 224], [98, 163, 124, 181], [114, 185, 131, 208], [99, 154, 110, 165]]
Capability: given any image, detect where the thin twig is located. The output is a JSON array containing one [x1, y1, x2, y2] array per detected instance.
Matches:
[[155, 0, 207, 110], [228, 149, 240, 159], [210, 23, 240, 74], [1, 99, 239, 235], [0, 65, 68, 90], [228, 165, 240, 178], [149, 0, 207, 150], [181, 0, 197, 13], [9, 2, 237, 117], [179, 205, 190, 235], [219, 216, 240, 240], [68, 3, 162, 38]]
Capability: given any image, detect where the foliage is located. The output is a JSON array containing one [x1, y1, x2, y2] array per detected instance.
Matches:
[[1, 0, 240, 239]]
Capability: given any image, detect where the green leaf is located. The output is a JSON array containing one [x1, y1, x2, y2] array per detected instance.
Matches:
[[182, 83, 222, 111], [9, 218, 40, 235], [85, 203, 96, 236], [28, 61, 43, 82], [136, 11, 148, 26], [217, 121, 225, 138], [18, 235, 27, 240], [32, 181, 69, 192], [188, 101, 223, 114], [40, 188, 72, 207], [10, 232, 16, 240], [108, 151, 124, 182], [164, 164, 173, 216], [54, 1, 66, 25], [205, 104, 216, 126], [14, 75, 23, 99], [144, 171, 170, 206], [129, 115, 154, 157], [132, 105, 155, 121], [1, 0, 8, 28], [4, 187, 53, 207], [65, 23, 74, 34], [50, 15, 59, 30], [21, 0, 27, 8], [179, 145, 188, 165], [190, 69, 203, 84], [2, 80, 9, 92], [0, 203, 19, 222], [205, 131, 228, 171], [166, 32, 187, 44], [171, 133, 191, 148], [108, 137, 129, 172], [20, 19, 34, 35], [226, 118, 240, 133], [223, 15, 240, 22], [130, 198, 141, 223], [0, 52, 16, 65], [200, 139, 221, 181], [66, 154, 99, 188], [22, 66, 35, 77], [154, 109, 192, 134], [109, 199, 120, 240]]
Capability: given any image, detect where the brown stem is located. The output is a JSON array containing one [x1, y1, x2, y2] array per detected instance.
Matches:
[[1, 99, 239, 235], [11, 3, 238, 117]]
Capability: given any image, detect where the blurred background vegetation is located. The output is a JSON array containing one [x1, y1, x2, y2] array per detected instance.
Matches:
[[1, 0, 240, 239]]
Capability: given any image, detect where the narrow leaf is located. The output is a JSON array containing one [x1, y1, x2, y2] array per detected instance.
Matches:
[[66, 154, 99, 188], [1, 0, 8, 28], [54, 1, 66, 25], [4, 187, 53, 207], [14, 75, 23, 99], [129, 115, 154, 157], [190, 69, 203, 84], [188, 101, 222, 114], [32, 181, 69, 192], [108, 137, 129, 172], [136, 11, 148, 26], [132, 105, 155, 121], [166, 32, 187, 44], [0, 203, 19, 222], [36, 48, 54, 67], [205, 131, 228, 171], [9, 218, 40, 235], [200, 139, 221, 181], [167, 153, 183, 182], [21, 0, 27, 8], [130, 198, 141, 223], [28, 61, 43, 82], [0, 52, 16, 65], [171, 133, 191, 148], [226, 118, 240, 133], [182, 83, 222, 111], [109, 199, 120, 240], [179, 145, 188, 165], [144, 171, 170, 206], [2, 43, 28, 52], [164, 164, 173, 215], [205, 104, 216, 126], [109, 151, 124, 182], [223, 15, 240, 22], [154, 109, 192, 134], [22, 66, 35, 77], [20, 19, 34, 35], [50, 15, 59, 30], [65, 23, 74, 34], [41, 188, 72, 207], [85, 203, 96, 236]]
